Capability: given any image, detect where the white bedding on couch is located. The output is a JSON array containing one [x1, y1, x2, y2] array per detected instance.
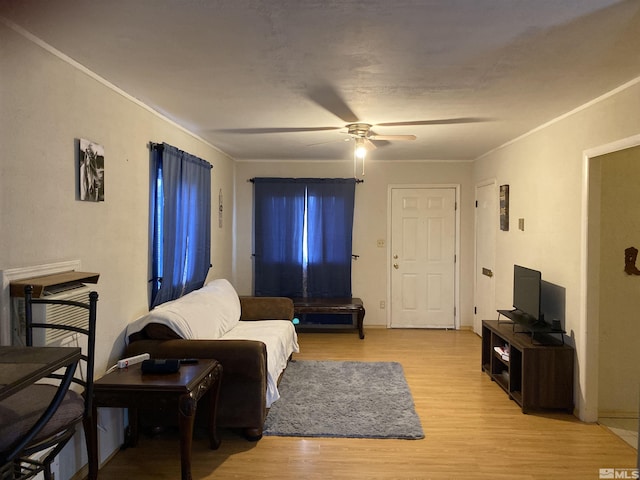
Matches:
[[125, 279, 241, 341], [221, 320, 298, 407], [125, 279, 299, 406]]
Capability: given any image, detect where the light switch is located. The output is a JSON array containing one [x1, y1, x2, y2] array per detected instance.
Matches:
[[518, 218, 525, 231]]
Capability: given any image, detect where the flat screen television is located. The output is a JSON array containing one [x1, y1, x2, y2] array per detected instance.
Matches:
[[513, 265, 542, 322]]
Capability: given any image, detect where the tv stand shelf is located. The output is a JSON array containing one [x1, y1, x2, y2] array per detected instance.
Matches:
[[481, 320, 574, 414]]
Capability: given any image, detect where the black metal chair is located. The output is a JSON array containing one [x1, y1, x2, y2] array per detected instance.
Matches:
[[0, 285, 98, 480]]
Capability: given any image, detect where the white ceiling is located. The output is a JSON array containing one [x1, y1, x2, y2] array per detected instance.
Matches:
[[2, 0, 640, 161]]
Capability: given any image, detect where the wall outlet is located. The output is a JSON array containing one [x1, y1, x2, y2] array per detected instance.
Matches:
[[380, 300, 385, 309], [377, 239, 385, 247]]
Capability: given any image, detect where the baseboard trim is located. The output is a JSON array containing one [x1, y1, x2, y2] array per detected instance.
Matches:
[[598, 410, 639, 419]]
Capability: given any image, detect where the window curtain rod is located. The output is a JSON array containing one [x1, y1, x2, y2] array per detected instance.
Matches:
[[251, 252, 359, 260], [148, 142, 213, 169], [248, 177, 364, 183]]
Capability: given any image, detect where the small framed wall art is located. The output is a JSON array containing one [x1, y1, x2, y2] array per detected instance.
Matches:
[[79, 138, 105, 202], [500, 184, 509, 231]]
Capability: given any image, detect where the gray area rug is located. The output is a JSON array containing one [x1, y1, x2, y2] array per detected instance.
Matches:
[[263, 360, 424, 439]]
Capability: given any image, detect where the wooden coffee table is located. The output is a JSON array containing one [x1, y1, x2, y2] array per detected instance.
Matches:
[[87, 359, 222, 480]]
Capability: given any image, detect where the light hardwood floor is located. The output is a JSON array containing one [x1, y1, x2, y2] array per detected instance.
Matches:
[[93, 328, 637, 479]]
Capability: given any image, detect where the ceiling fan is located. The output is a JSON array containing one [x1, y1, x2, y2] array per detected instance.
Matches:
[[214, 85, 487, 172], [344, 122, 416, 152]]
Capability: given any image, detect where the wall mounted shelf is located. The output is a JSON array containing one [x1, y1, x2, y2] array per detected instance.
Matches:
[[10, 271, 100, 298]]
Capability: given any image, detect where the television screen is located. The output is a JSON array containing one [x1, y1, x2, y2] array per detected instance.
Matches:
[[513, 265, 541, 322]]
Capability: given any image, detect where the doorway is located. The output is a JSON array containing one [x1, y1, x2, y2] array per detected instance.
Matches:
[[389, 186, 458, 329], [586, 144, 640, 448]]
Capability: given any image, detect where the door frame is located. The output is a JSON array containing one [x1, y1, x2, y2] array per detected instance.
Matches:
[[386, 184, 461, 330], [581, 133, 640, 422], [474, 178, 498, 335]]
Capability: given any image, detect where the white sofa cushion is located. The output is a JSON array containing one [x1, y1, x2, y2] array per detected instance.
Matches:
[[125, 278, 241, 342], [220, 320, 299, 407]]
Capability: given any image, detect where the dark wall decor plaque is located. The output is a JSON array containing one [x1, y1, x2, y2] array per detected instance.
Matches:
[[500, 184, 509, 231]]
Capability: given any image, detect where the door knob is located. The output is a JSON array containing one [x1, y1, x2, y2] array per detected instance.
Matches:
[[393, 263, 399, 269], [393, 254, 398, 259]]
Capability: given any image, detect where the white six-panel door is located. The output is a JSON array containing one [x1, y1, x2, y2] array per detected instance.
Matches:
[[390, 187, 456, 328]]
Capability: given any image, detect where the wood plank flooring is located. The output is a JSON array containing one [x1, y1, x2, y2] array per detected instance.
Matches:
[[93, 328, 637, 479]]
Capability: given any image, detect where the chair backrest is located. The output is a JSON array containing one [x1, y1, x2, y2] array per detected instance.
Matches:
[[23, 285, 98, 416]]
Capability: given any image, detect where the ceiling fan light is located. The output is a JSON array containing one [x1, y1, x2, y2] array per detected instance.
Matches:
[[355, 138, 367, 159]]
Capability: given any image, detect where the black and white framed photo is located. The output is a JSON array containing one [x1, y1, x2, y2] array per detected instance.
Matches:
[[79, 139, 105, 202]]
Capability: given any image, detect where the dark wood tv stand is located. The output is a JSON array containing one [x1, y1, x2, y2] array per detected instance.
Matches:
[[481, 320, 574, 414]]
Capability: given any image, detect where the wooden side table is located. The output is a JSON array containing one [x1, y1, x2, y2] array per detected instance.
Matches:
[[88, 360, 222, 480]]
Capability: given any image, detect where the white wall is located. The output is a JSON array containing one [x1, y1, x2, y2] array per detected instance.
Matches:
[[597, 146, 640, 417], [473, 78, 640, 420], [0, 22, 235, 477], [233, 159, 475, 328]]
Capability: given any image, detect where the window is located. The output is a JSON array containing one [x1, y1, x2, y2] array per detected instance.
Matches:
[[149, 143, 212, 308], [253, 178, 356, 298]]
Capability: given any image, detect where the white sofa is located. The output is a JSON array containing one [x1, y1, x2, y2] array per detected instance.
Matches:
[[124, 278, 299, 439]]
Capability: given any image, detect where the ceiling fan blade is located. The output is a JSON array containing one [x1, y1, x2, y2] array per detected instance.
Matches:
[[215, 126, 342, 134], [376, 117, 489, 127], [369, 134, 416, 141], [307, 138, 351, 147], [369, 139, 391, 148], [363, 138, 377, 151], [306, 85, 359, 124]]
